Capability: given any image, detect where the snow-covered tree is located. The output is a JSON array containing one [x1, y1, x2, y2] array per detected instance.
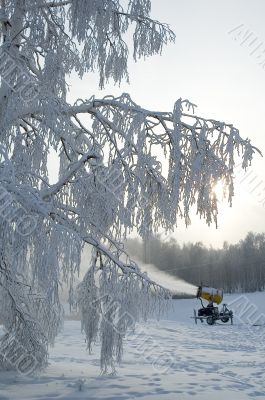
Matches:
[[0, 0, 260, 374]]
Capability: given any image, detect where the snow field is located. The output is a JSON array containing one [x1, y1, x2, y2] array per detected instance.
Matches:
[[0, 292, 265, 399]]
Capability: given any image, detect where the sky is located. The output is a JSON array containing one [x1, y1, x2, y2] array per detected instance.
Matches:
[[68, 0, 265, 248]]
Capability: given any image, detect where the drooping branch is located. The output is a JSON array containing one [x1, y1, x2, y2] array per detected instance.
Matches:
[[40, 151, 99, 200]]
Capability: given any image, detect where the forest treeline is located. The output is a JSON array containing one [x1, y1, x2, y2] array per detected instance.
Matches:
[[126, 232, 265, 293]]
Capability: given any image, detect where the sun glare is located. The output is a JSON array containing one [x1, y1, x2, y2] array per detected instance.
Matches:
[[212, 181, 226, 201]]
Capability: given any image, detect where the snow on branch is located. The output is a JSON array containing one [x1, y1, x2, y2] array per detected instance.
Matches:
[[0, 259, 63, 374], [2, 0, 175, 89], [52, 93, 259, 230]]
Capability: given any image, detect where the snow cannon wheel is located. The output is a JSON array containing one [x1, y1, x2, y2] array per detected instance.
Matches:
[[221, 317, 229, 323], [206, 316, 215, 325]]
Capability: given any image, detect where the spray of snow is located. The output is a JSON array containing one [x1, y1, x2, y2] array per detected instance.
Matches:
[[138, 261, 198, 297]]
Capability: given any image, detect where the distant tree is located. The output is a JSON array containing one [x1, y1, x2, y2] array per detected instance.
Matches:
[[128, 232, 265, 295], [0, 0, 260, 373]]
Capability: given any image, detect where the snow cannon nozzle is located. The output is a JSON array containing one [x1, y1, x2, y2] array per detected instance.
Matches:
[[196, 285, 223, 305]]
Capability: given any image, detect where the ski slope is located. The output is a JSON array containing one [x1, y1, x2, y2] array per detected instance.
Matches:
[[0, 292, 265, 399]]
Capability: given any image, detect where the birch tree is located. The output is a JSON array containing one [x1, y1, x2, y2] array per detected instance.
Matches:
[[0, 0, 260, 373]]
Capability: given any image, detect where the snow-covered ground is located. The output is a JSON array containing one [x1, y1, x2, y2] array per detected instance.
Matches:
[[1, 292, 265, 399]]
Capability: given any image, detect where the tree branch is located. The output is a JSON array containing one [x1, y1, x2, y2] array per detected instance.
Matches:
[[40, 151, 98, 200]]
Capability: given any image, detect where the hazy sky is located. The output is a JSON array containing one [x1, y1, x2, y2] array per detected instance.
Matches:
[[68, 0, 265, 248]]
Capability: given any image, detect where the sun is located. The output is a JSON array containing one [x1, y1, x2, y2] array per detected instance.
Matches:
[[211, 180, 226, 201]]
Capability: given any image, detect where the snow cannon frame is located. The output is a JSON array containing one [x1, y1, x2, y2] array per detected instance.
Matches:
[[192, 303, 233, 325]]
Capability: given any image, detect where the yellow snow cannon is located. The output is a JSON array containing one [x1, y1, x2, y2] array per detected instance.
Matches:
[[196, 286, 223, 305], [193, 286, 233, 325]]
